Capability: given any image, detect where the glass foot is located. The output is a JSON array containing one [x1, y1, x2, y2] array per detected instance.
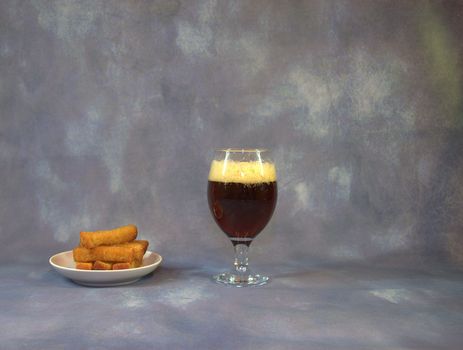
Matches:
[[213, 272, 269, 287]]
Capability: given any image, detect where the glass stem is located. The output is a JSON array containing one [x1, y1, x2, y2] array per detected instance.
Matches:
[[234, 244, 249, 275]]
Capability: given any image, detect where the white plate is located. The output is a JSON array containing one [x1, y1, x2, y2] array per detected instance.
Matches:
[[49, 250, 162, 287]]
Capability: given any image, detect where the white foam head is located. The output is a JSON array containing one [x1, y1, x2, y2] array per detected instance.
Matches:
[[208, 160, 277, 184]]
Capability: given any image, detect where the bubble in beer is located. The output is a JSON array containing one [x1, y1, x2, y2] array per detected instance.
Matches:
[[208, 160, 277, 184]]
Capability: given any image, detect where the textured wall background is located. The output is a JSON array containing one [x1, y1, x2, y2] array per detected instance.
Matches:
[[1, 0, 462, 269]]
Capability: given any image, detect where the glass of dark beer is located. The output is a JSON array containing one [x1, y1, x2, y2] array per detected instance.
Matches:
[[207, 149, 277, 286]]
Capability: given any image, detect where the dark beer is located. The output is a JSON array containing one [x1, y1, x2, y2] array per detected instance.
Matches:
[[208, 153, 277, 286], [208, 181, 277, 246]]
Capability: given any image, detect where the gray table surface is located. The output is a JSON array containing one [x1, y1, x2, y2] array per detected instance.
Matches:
[[1, 258, 462, 350]]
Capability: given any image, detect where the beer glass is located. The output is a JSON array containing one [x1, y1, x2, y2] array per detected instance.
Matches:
[[207, 149, 277, 286]]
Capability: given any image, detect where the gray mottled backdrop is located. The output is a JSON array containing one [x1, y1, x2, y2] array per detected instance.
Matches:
[[1, 0, 463, 269]]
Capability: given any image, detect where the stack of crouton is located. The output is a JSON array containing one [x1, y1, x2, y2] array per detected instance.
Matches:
[[73, 225, 148, 270]]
